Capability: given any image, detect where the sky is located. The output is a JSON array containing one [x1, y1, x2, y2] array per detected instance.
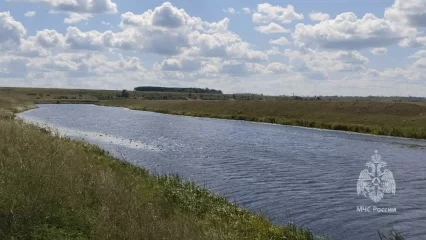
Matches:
[[1, 0, 426, 96]]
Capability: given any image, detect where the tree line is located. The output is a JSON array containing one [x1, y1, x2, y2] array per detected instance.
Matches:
[[134, 86, 223, 94]]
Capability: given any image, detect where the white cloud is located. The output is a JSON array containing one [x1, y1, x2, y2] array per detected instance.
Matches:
[[266, 62, 290, 74], [64, 13, 93, 24], [252, 3, 304, 25], [101, 21, 111, 26], [408, 50, 426, 59], [285, 48, 369, 73], [119, 3, 268, 61], [385, 0, 426, 27], [189, 30, 268, 61], [221, 61, 265, 76], [362, 67, 423, 82], [18, 29, 66, 57], [24, 11, 36, 17], [408, 50, 426, 68], [399, 36, 426, 47], [10, 0, 118, 14], [223, 8, 238, 14], [413, 58, 426, 68], [269, 37, 290, 45], [309, 12, 329, 22], [293, 12, 414, 50], [0, 55, 29, 78], [242, 8, 251, 14], [29, 2, 268, 63], [255, 22, 289, 34], [25, 53, 145, 78], [370, 48, 388, 56], [266, 46, 281, 55], [0, 12, 27, 50], [160, 58, 202, 72], [10, 0, 117, 24]]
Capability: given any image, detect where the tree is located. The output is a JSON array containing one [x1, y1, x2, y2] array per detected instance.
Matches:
[[121, 90, 130, 98]]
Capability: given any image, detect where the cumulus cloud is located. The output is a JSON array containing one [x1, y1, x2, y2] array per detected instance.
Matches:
[[242, 8, 251, 14], [408, 50, 426, 59], [362, 67, 423, 82], [269, 37, 290, 45], [408, 50, 426, 68], [309, 12, 329, 22], [413, 58, 426, 68], [221, 61, 249, 75], [252, 3, 303, 25], [293, 12, 414, 50], [0, 55, 29, 78], [151, 2, 193, 28], [24, 11, 36, 17], [266, 46, 281, 55], [25, 53, 145, 78], [255, 22, 289, 34], [64, 13, 93, 24], [10, 0, 118, 14], [385, 0, 426, 27], [0, 12, 27, 50], [160, 58, 202, 72], [223, 8, 238, 14], [266, 62, 290, 74], [120, 3, 268, 61], [285, 48, 369, 73], [370, 48, 388, 56], [19, 2, 267, 63], [64, 27, 142, 52], [399, 36, 426, 47], [10, 0, 117, 24], [189, 30, 268, 61]]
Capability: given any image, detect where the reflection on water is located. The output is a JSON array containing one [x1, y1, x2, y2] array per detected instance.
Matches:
[[18, 104, 426, 240]]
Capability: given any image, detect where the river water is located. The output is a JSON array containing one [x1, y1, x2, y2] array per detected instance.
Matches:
[[18, 104, 426, 239]]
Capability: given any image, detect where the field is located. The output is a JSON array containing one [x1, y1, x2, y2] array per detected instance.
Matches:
[[2, 87, 426, 139]]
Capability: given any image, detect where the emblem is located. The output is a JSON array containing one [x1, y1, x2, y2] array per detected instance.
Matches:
[[357, 150, 396, 203]]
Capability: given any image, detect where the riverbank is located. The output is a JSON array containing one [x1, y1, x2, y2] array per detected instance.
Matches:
[[100, 99, 426, 140], [0, 98, 327, 239]]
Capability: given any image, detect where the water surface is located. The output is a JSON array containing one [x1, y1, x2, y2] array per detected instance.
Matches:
[[18, 104, 426, 239]]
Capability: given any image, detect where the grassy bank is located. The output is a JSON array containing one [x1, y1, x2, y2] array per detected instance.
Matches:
[[1, 87, 425, 139], [0, 95, 327, 239], [101, 99, 426, 140]]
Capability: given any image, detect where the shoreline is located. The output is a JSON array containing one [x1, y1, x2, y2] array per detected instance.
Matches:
[[95, 103, 426, 143]]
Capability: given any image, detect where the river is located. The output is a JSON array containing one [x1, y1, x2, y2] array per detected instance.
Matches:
[[18, 104, 426, 239]]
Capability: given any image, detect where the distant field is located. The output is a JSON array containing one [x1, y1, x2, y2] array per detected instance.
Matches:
[[1, 87, 426, 139]]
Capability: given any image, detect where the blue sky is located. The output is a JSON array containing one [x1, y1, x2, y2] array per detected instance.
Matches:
[[1, 0, 426, 96]]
